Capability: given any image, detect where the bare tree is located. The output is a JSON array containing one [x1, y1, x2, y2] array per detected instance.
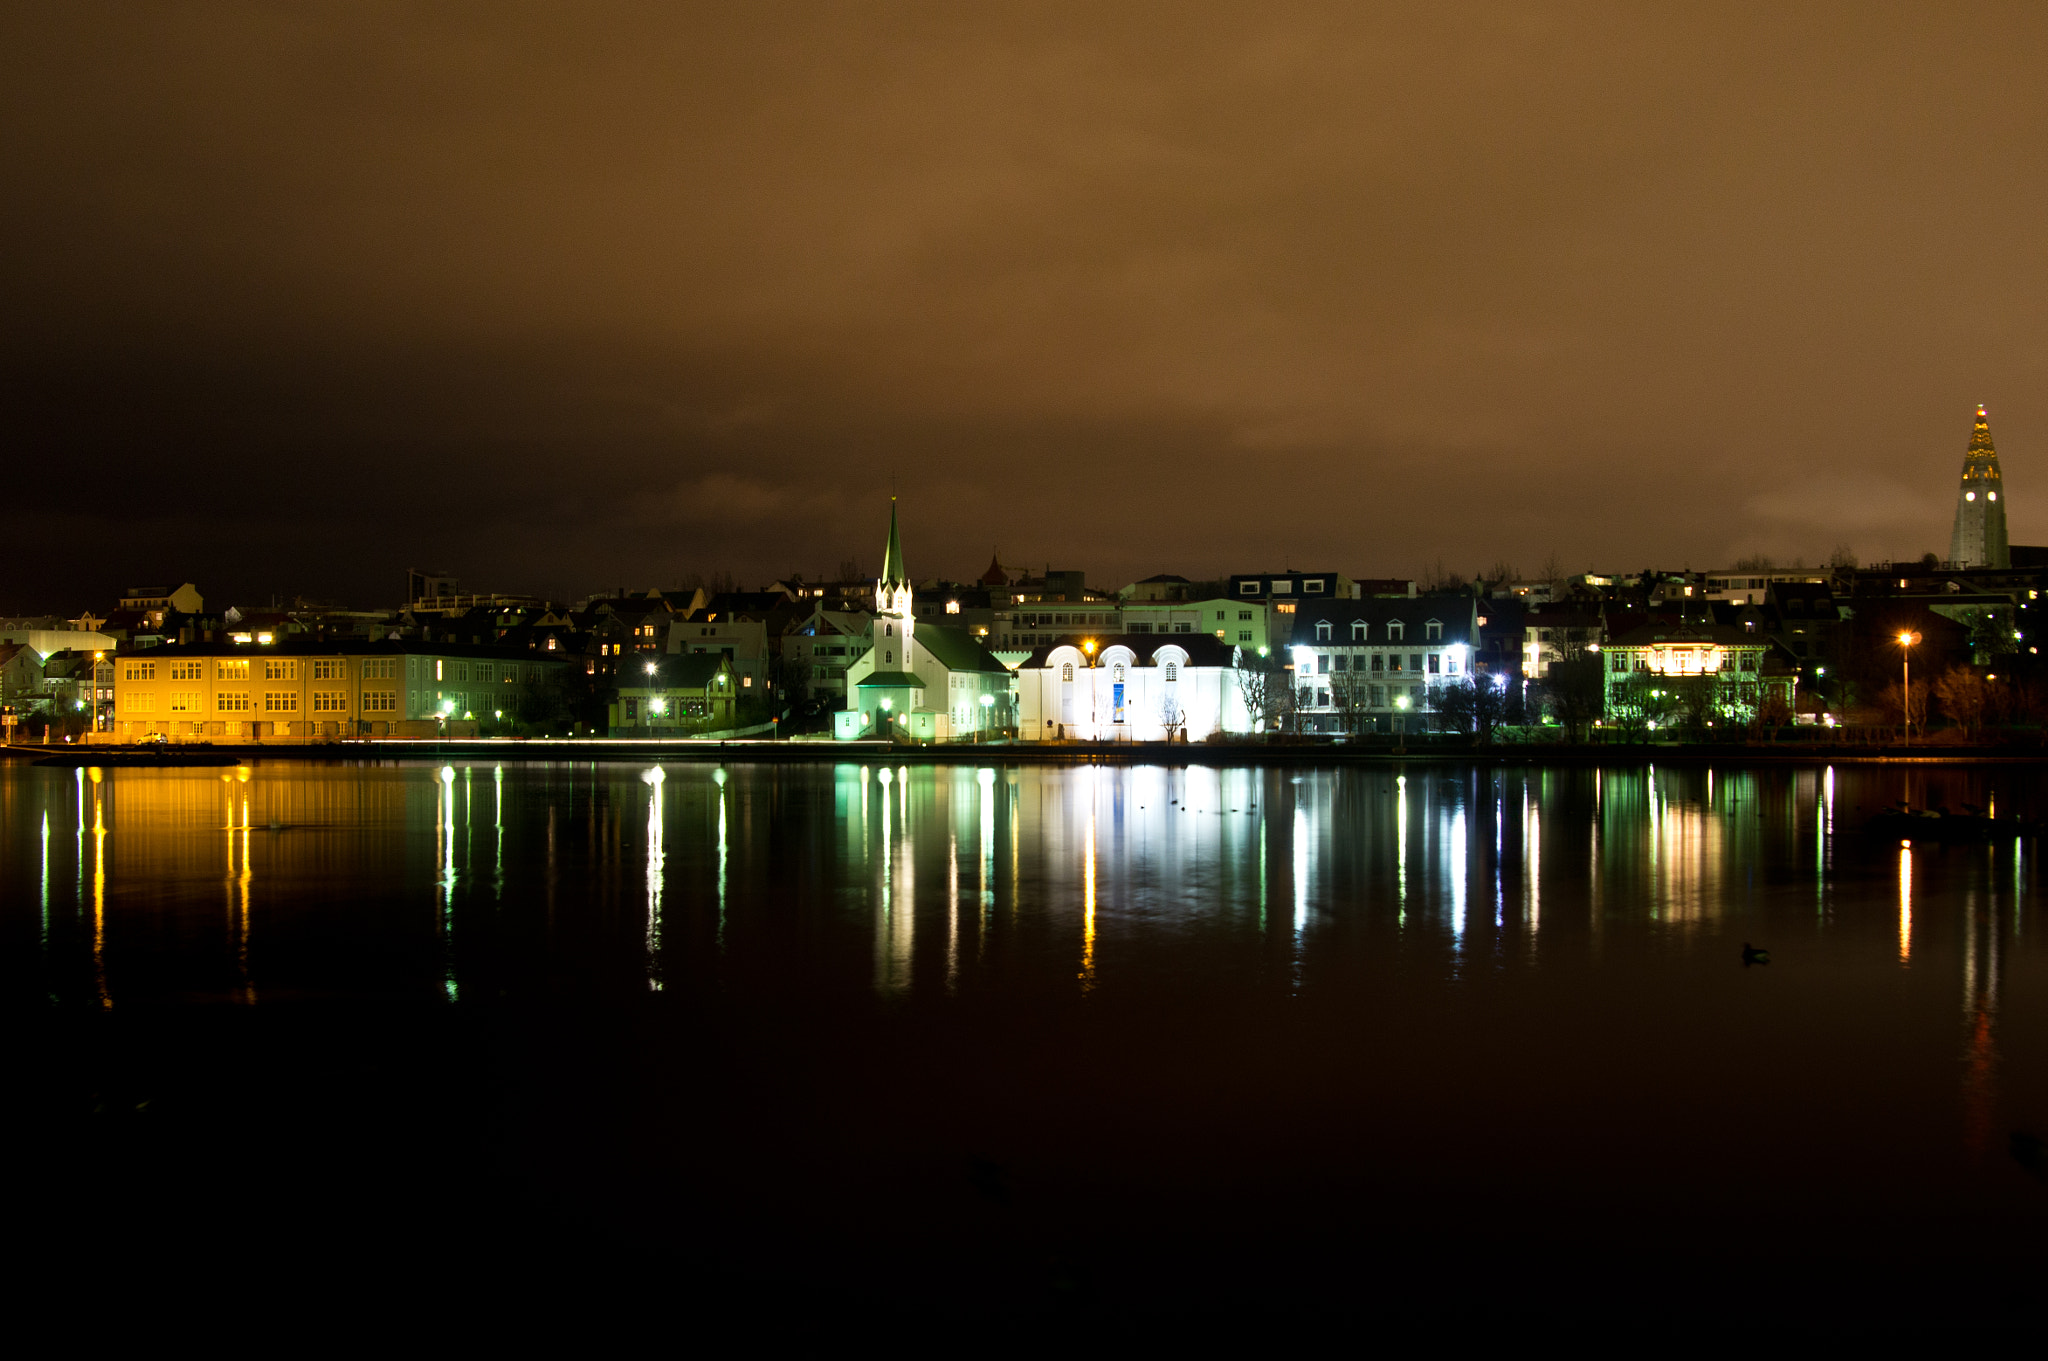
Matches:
[[1233, 647, 1283, 738], [1329, 671, 1371, 735], [1933, 665, 1989, 739], [1878, 679, 1928, 737], [1542, 644, 1606, 741]]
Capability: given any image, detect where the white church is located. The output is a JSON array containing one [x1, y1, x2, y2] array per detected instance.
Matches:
[[834, 502, 1016, 741]]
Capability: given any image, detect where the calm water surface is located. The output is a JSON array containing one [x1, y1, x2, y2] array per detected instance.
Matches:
[[8, 758, 2046, 1331]]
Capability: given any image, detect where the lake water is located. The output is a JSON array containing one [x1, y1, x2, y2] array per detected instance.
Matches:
[[8, 757, 2046, 1334]]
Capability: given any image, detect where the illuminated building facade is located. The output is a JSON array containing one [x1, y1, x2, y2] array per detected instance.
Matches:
[[607, 652, 737, 734], [1013, 635, 1247, 741], [1949, 405, 2010, 570], [108, 640, 575, 739], [1600, 623, 1795, 727], [838, 501, 1014, 740], [1288, 597, 1481, 733]]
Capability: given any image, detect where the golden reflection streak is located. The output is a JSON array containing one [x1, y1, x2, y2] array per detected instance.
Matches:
[[1961, 881, 2000, 1155], [238, 796, 253, 1003], [1079, 768, 1097, 992], [1898, 841, 1912, 963], [90, 770, 108, 1008]]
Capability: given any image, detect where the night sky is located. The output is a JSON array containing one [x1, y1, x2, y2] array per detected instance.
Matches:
[[7, 3, 2048, 611]]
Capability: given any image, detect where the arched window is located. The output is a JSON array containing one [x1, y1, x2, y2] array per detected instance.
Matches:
[[885, 650, 893, 664], [885, 623, 894, 636], [1061, 663, 1073, 681], [1113, 664, 1124, 682], [1314, 621, 1332, 641], [1164, 662, 1177, 682]]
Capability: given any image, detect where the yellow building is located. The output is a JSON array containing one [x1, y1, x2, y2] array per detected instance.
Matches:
[[109, 642, 574, 740]]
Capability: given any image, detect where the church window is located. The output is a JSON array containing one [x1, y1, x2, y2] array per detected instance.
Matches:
[[885, 624, 894, 636], [1113, 664, 1124, 682], [1164, 663, 1177, 682], [886, 651, 893, 664], [1061, 663, 1073, 681]]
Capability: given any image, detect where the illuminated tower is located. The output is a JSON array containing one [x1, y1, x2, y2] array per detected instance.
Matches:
[[876, 497, 914, 625], [1949, 405, 2010, 570]]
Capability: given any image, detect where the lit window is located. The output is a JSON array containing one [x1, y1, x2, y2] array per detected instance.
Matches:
[[1164, 662, 1177, 681]]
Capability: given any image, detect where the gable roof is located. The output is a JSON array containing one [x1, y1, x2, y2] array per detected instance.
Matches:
[[913, 622, 1010, 674]]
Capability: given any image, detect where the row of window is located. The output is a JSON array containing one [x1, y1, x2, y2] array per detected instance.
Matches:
[[1060, 662, 1180, 682], [1309, 620, 1443, 642], [1608, 652, 1760, 673], [1309, 652, 1454, 675], [1301, 683, 1425, 709]]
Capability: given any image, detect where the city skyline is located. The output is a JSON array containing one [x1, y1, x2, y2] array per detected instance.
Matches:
[[7, 5, 2048, 607]]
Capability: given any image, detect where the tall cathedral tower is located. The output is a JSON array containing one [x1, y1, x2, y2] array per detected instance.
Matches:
[[1949, 405, 2010, 570]]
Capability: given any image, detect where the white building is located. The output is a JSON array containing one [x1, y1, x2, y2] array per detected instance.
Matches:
[[1014, 635, 1249, 742], [836, 501, 1015, 741]]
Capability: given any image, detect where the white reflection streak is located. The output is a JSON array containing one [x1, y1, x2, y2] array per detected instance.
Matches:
[[1292, 805, 1309, 944], [40, 812, 50, 952], [75, 768, 84, 903], [440, 766, 458, 1001], [947, 828, 959, 995], [643, 766, 665, 990], [1396, 775, 1407, 927], [1898, 842, 1912, 963], [716, 769, 729, 949], [978, 769, 995, 936], [1449, 804, 1466, 949], [494, 764, 504, 892]]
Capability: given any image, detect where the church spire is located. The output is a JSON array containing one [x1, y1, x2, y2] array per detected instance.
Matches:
[[1949, 405, 2010, 570], [876, 498, 913, 619]]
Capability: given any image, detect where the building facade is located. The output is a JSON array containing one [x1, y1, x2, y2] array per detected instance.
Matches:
[[1014, 635, 1247, 742], [109, 641, 575, 739], [1287, 597, 1481, 733]]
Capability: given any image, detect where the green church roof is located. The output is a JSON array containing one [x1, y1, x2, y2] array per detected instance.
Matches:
[[913, 623, 1012, 674], [857, 670, 927, 688]]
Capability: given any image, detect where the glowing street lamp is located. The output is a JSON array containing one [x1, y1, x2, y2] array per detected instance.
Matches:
[[1897, 630, 1921, 743]]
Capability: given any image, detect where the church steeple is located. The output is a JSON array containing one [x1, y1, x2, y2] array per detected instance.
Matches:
[[876, 498, 913, 619], [1949, 405, 2010, 570]]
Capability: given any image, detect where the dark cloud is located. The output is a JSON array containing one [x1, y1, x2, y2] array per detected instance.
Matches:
[[6, 3, 2047, 609]]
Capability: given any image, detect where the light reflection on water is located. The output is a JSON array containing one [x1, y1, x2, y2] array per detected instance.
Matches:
[[5, 758, 2045, 1161]]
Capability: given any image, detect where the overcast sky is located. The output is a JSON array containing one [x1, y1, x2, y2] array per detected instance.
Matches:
[[7, 2, 2048, 610]]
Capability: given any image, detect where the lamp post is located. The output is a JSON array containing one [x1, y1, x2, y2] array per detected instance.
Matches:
[[1896, 630, 1920, 743], [1083, 638, 1097, 740]]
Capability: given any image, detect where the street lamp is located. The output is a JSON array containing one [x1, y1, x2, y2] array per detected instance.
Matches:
[[1896, 630, 1921, 743]]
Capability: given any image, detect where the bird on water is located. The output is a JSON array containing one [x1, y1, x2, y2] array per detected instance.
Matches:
[[1742, 942, 1770, 967]]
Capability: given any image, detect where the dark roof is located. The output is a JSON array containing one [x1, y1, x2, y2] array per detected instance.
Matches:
[[913, 623, 1010, 674], [661, 653, 731, 688], [1136, 573, 1190, 584], [1287, 596, 1478, 643], [1019, 633, 1236, 668], [858, 670, 928, 689]]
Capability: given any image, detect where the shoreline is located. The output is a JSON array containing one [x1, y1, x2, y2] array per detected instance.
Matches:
[[6, 737, 2048, 768]]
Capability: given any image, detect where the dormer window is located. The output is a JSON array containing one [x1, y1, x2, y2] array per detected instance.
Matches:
[[1304, 579, 1325, 593], [1425, 620, 1443, 641], [1388, 621, 1404, 642], [1351, 620, 1367, 641], [1315, 621, 1332, 641], [1239, 582, 1259, 595]]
